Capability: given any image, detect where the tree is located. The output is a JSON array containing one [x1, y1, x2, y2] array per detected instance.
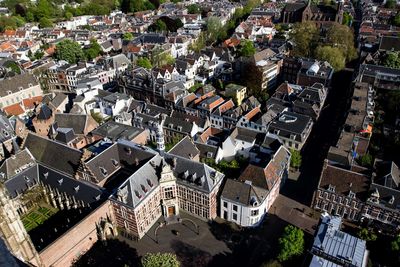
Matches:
[[277, 225, 304, 262], [382, 52, 400, 69], [84, 39, 102, 60], [54, 39, 85, 64], [123, 32, 134, 41], [342, 12, 352, 26], [290, 149, 302, 169], [358, 153, 373, 167], [239, 40, 256, 57], [391, 235, 400, 252], [289, 22, 318, 57], [141, 253, 180, 267], [136, 57, 152, 69], [39, 17, 53, 28], [187, 4, 201, 14], [326, 23, 357, 62], [120, 0, 155, 13], [393, 14, 400, 27], [90, 111, 103, 124], [149, 19, 167, 32], [358, 228, 377, 242], [206, 16, 225, 44], [385, 0, 396, 8], [34, 50, 44, 60], [189, 32, 206, 52], [315, 46, 346, 71], [65, 11, 73, 20]]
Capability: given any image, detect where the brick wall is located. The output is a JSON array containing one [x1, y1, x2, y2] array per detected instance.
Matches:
[[39, 201, 114, 267]]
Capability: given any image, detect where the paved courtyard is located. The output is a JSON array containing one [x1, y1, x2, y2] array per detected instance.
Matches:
[[117, 212, 231, 266]]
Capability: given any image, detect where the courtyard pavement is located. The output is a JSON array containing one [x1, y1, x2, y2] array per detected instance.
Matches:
[[117, 211, 231, 265]]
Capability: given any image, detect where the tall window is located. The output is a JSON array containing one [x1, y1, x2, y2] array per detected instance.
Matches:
[[164, 187, 174, 199]]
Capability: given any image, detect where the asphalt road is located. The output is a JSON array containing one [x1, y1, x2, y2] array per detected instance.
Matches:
[[281, 69, 355, 206]]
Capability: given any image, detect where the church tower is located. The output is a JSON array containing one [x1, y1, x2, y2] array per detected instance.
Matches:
[[0, 184, 42, 266], [156, 120, 165, 153]]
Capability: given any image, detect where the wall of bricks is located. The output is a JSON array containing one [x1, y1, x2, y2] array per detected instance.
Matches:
[[39, 201, 114, 267]]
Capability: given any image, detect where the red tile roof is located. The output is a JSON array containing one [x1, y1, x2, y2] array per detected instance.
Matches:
[[3, 103, 25, 116]]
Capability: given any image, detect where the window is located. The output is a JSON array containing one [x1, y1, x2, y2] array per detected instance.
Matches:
[[232, 205, 238, 212], [223, 211, 227, 219], [164, 187, 174, 199], [223, 201, 227, 208], [232, 213, 237, 221], [251, 210, 259, 216]]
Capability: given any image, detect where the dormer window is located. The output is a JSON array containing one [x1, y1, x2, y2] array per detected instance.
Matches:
[[111, 159, 119, 167], [43, 172, 49, 178], [207, 152, 213, 158], [328, 184, 335, 192], [94, 194, 101, 201], [58, 178, 63, 185], [177, 126, 182, 131], [183, 170, 189, 178], [147, 179, 154, 187], [19, 86, 24, 91], [100, 167, 108, 176], [141, 184, 148, 193], [389, 196, 395, 204], [74, 185, 80, 192], [134, 190, 142, 199], [348, 191, 355, 198], [24, 176, 30, 183]]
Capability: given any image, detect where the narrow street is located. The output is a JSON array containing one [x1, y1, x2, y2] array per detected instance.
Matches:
[[281, 69, 355, 206]]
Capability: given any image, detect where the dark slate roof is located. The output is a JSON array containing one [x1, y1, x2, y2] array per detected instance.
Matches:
[[379, 36, 400, 52], [0, 73, 38, 97], [163, 153, 224, 194], [3, 165, 39, 199], [283, 2, 306, 12], [231, 127, 265, 144], [268, 111, 312, 141], [318, 163, 371, 201], [221, 179, 268, 206], [54, 113, 88, 135], [194, 142, 219, 161], [0, 149, 36, 179], [169, 136, 200, 159], [91, 121, 145, 141], [38, 164, 108, 205], [23, 133, 82, 176], [36, 104, 52, 120], [50, 93, 68, 109], [164, 116, 194, 134], [0, 112, 15, 143], [85, 141, 155, 183]]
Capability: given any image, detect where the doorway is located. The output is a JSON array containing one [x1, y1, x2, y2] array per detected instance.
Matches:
[[168, 206, 175, 217]]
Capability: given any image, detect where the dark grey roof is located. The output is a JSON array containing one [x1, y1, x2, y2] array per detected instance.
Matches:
[[232, 127, 264, 144], [268, 111, 312, 141], [38, 164, 107, 205], [164, 116, 194, 134], [379, 36, 400, 52], [0, 73, 38, 97], [91, 121, 145, 142], [0, 112, 14, 143], [50, 93, 68, 109], [23, 133, 82, 176], [54, 113, 89, 135], [55, 128, 76, 144], [3, 164, 38, 199], [37, 104, 52, 120], [221, 179, 268, 206], [194, 142, 219, 161], [169, 136, 200, 159]]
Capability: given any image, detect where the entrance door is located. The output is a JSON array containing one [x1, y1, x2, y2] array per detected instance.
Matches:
[[168, 206, 175, 216]]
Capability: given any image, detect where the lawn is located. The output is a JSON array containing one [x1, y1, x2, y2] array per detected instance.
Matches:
[[21, 206, 58, 232]]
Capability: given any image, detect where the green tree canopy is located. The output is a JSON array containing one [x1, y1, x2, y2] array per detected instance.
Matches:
[[239, 40, 256, 57], [149, 19, 167, 32], [290, 149, 302, 169], [39, 17, 53, 28], [136, 57, 152, 69], [358, 153, 373, 168], [123, 32, 134, 41], [206, 16, 225, 44], [385, 0, 397, 8], [120, 0, 155, 13], [277, 225, 304, 262], [393, 13, 400, 27], [326, 23, 357, 62], [141, 253, 180, 267], [382, 52, 400, 69], [358, 228, 377, 242], [54, 39, 85, 64], [187, 4, 201, 14], [342, 12, 352, 26], [391, 235, 400, 251], [189, 32, 206, 52], [289, 21, 318, 57], [84, 39, 102, 60], [314, 46, 346, 71]]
